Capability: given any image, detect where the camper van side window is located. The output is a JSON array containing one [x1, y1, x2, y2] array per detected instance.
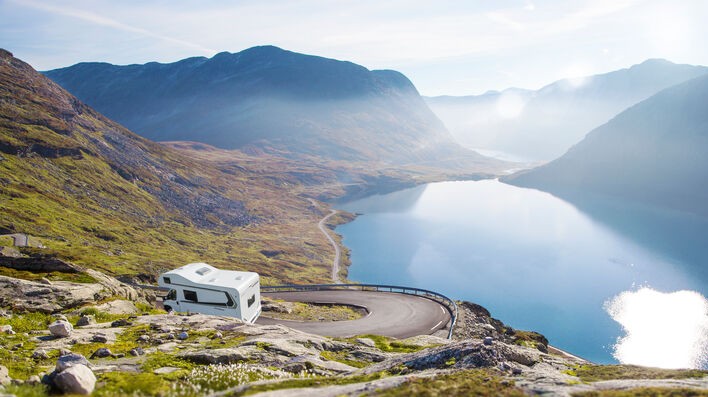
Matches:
[[183, 290, 198, 302], [247, 294, 256, 308], [163, 277, 171, 284]]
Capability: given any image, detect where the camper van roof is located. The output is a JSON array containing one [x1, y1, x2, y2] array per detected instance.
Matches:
[[161, 263, 258, 291]]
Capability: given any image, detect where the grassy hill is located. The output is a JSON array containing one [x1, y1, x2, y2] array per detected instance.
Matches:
[[0, 48, 340, 284]]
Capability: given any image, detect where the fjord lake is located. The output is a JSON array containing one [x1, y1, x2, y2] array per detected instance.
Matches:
[[336, 179, 708, 367]]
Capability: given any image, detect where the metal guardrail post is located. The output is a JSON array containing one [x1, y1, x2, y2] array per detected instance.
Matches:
[[262, 283, 457, 339]]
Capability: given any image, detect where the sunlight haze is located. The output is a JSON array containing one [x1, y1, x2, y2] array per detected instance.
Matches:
[[1, 0, 707, 95]]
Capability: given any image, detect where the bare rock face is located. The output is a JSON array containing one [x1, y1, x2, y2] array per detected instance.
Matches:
[[54, 364, 96, 395], [49, 320, 73, 337], [95, 299, 138, 314]]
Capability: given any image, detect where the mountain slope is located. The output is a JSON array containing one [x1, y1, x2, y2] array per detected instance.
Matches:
[[45, 46, 483, 165], [427, 59, 707, 161], [503, 74, 708, 216], [0, 49, 338, 282]]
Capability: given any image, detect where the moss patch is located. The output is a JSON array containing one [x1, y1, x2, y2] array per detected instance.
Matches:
[[566, 365, 708, 382], [264, 301, 365, 322], [320, 350, 369, 368], [573, 387, 708, 397], [342, 334, 427, 353], [370, 369, 525, 397]]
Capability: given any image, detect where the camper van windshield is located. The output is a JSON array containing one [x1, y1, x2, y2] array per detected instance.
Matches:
[[166, 289, 177, 300]]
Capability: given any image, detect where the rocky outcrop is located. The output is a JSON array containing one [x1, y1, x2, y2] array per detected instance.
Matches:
[[0, 270, 148, 313], [0, 256, 81, 273]]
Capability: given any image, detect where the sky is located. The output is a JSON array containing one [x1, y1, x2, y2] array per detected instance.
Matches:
[[1, 0, 707, 96]]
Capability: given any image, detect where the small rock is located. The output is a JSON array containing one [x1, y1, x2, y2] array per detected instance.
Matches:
[[213, 332, 223, 339], [153, 366, 181, 375], [499, 362, 511, 371], [6, 330, 15, 335], [12, 342, 23, 350], [138, 334, 150, 343], [111, 318, 131, 327], [129, 347, 145, 356], [0, 325, 12, 334], [59, 349, 72, 357], [39, 277, 52, 285], [512, 367, 523, 375], [90, 348, 112, 358], [52, 314, 69, 322], [76, 315, 96, 327], [177, 331, 188, 340], [112, 353, 125, 359], [91, 334, 108, 343], [49, 320, 73, 337], [0, 365, 10, 385], [54, 364, 96, 395], [56, 353, 89, 373], [32, 349, 50, 360], [27, 375, 41, 384], [483, 337, 494, 346], [166, 333, 176, 340]]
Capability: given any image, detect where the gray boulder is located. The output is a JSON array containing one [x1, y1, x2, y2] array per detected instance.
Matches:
[[49, 320, 73, 337], [76, 315, 96, 327], [54, 364, 96, 395], [56, 353, 89, 373], [90, 348, 112, 358]]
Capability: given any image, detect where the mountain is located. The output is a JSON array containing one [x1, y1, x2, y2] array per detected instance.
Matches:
[[45, 46, 483, 165], [503, 74, 708, 217], [0, 49, 340, 282], [426, 59, 707, 161]]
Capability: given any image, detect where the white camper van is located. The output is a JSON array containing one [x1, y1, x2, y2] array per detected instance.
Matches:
[[158, 263, 261, 323]]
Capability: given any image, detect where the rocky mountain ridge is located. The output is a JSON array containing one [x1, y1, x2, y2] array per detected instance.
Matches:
[[427, 59, 708, 161], [503, 73, 708, 217], [45, 45, 495, 167]]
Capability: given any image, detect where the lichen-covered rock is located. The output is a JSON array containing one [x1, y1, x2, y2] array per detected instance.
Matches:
[[49, 320, 73, 337], [54, 364, 96, 395]]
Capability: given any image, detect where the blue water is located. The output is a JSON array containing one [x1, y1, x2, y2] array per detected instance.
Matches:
[[336, 180, 708, 364]]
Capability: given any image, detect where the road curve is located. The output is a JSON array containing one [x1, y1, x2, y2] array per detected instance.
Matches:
[[309, 198, 342, 283], [257, 290, 451, 339]]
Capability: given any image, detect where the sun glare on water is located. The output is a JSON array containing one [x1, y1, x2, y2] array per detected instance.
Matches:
[[606, 287, 708, 369]]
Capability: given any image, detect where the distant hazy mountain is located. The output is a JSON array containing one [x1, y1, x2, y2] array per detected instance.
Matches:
[[503, 74, 708, 216], [45, 46, 485, 165], [426, 59, 707, 161]]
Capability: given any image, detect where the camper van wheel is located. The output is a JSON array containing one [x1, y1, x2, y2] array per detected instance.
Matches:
[[164, 305, 173, 312]]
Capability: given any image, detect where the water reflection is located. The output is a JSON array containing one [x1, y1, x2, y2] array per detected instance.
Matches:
[[606, 288, 708, 369], [337, 180, 708, 364]]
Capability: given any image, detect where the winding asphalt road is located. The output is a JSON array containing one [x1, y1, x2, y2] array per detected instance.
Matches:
[[257, 290, 451, 339]]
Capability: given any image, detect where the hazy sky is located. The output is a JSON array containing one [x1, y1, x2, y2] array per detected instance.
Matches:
[[2, 0, 707, 96]]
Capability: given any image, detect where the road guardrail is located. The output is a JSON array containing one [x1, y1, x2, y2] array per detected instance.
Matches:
[[262, 283, 458, 339]]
